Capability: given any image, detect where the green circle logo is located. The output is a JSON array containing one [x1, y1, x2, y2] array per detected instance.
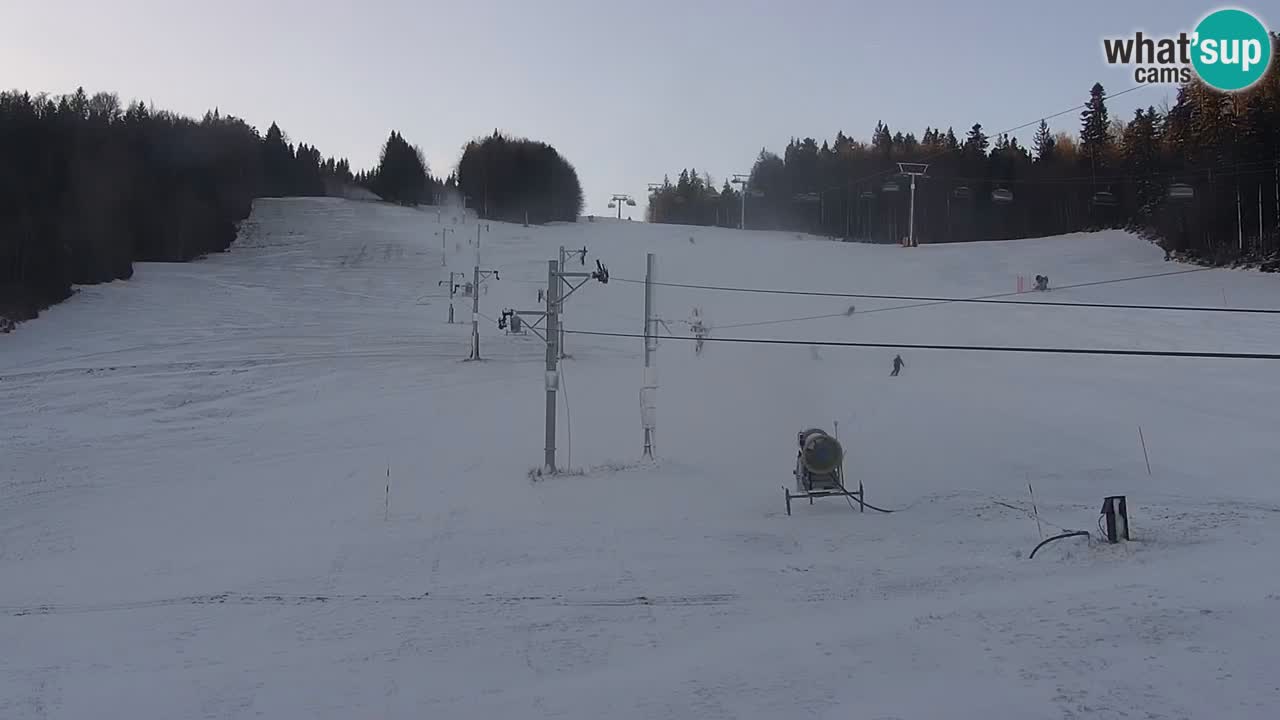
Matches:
[[1191, 8, 1272, 91]]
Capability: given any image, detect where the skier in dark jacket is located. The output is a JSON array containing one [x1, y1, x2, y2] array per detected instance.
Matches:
[[891, 354, 904, 376]]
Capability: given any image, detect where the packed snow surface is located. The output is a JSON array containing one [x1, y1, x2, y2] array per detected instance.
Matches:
[[3, 197, 1279, 719]]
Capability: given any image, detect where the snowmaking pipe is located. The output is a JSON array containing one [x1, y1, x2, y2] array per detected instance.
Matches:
[[1028, 530, 1091, 559]]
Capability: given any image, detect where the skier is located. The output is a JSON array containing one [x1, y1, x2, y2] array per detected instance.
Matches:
[[890, 354, 904, 377]]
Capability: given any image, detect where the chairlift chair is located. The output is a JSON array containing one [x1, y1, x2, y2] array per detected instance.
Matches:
[[859, 190, 875, 200], [1167, 183, 1195, 202], [881, 180, 901, 193], [1091, 190, 1118, 207], [991, 187, 1013, 205], [952, 186, 971, 200]]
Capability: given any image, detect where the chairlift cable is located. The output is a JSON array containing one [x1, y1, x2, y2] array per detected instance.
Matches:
[[560, 329, 1280, 360], [611, 267, 1280, 316]]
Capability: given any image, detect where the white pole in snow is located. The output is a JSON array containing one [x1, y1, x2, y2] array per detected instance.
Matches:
[[449, 273, 456, 323], [1139, 425, 1152, 476], [470, 265, 481, 359], [897, 163, 928, 247], [468, 231, 481, 360], [438, 227, 453, 266], [908, 174, 917, 247], [544, 260, 561, 473], [642, 252, 656, 459], [1237, 184, 1244, 253], [558, 246, 567, 359], [1028, 478, 1043, 540]]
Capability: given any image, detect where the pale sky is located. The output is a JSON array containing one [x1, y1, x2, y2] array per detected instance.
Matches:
[[4, 0, 1257, 217]]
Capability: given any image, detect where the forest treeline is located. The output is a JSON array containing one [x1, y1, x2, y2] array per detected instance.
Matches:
[[649, 35, 1280, 268], [0, 89, 585, 327], [455, 131, 585, 225]]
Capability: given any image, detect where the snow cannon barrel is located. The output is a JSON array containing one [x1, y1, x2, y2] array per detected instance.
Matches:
[[799, 429, 843, 475]]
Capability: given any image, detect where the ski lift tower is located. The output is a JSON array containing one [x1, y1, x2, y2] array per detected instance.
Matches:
[[897, 162, 929, 247], [730, 173, 750, 229], [609, 194, 637, 220], [646, 183, 664, 222]]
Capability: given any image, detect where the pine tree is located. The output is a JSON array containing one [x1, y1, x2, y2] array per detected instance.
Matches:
[[963, 123, 989, 157], [1080, 82, 1113, 168], [1032, 119, 1056, 162], [1123, 107, 1162, 227], [370, 130, 428, 205], [261, 122, 294, 197], [872, 122, 893, 159], [944, 128, 960, 152]]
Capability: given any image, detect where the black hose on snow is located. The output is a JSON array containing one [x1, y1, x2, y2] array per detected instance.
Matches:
[[1028, 530, 1091, 559], [842, 494, 896, 514]]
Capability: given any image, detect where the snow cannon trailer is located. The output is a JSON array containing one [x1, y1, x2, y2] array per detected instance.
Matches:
[[785, 427, 865, 516]]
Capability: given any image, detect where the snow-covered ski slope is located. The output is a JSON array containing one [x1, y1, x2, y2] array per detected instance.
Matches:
[[3, 197, 1280, 719]]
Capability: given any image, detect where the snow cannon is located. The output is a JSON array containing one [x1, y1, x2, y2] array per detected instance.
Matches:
[[785, 427, 865, 516], [798, 429, 843, 480]]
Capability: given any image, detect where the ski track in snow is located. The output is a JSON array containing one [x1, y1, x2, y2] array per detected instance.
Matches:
[[3, 197, 1280, 719]]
